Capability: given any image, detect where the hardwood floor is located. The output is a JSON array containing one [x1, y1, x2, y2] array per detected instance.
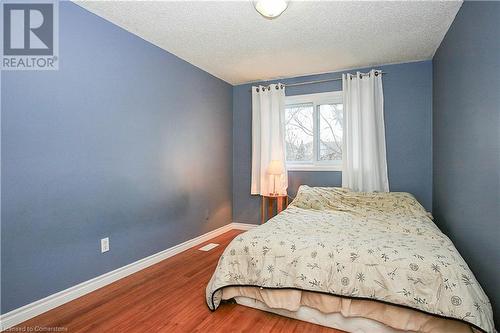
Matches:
[[9, 230, 343, 332]]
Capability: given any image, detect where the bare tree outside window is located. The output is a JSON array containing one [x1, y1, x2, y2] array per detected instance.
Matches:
[[285, 104, 314, 161], [319, 103, 343, 161], [284, 92, 343, 169]]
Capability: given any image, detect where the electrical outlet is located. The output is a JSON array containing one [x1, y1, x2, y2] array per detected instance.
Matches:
[[101, 237, 109, 253]]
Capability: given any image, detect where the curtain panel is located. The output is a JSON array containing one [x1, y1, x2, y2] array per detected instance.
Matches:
[[251, 84, 288, 196], [342, 70, 389, 192]]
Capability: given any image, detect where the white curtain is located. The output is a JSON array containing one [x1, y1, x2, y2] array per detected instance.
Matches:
[[342, 70, 389, 192], [251, 83, 288, 195]]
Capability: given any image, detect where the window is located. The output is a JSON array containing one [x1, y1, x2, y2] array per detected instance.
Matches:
[[285, 91, 343, 171]]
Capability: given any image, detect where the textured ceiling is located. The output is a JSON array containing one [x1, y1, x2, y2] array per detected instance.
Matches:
[[75, 1, 462, 85]]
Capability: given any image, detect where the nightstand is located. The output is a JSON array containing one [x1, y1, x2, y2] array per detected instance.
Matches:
[[260, 194, 288, 224]]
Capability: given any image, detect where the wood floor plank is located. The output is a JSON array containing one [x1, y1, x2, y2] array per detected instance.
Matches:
[[8, 229, 343, 332]]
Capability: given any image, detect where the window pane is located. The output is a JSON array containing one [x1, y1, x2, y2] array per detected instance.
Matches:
[[285, 103, 314, 162], [319, 103, 343, 161]]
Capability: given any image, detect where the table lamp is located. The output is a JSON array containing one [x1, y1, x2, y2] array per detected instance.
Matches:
[[267, 160, 284, 196]]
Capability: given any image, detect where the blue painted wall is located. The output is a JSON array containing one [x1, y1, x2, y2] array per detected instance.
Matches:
[[433, 2, 500, 325], [233, 61, 433, 224], [1, 3, 233, 313]]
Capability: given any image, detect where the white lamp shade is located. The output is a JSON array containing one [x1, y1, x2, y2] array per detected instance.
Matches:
[[267, 160, 285, 175]]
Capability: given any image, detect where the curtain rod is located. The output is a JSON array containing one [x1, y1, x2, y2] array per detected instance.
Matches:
[[249, 71, 387, 91]]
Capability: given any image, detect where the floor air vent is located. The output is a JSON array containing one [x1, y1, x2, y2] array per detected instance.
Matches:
[[198, 243, 219, 251]]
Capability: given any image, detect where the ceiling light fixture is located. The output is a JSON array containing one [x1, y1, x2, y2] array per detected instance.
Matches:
[[254, 0, 288, 19]]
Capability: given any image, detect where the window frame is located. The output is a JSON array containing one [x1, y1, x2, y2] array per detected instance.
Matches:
[[285, 91, 343, 172]]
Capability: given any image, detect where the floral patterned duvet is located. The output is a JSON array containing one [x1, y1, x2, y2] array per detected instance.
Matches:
[[206, 186, 494, 333]]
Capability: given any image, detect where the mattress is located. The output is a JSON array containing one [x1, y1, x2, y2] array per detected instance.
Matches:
[[222, 286, 476, 333], [235, 296, 408, 333]]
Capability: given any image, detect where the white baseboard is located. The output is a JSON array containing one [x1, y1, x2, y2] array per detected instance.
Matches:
[[0, 222, 256, 330]]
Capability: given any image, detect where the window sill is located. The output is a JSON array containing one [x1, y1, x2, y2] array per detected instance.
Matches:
[[286, 165, 342, 172]]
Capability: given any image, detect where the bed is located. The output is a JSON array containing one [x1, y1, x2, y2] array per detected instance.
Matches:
[[206, 186, 495, 333]]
